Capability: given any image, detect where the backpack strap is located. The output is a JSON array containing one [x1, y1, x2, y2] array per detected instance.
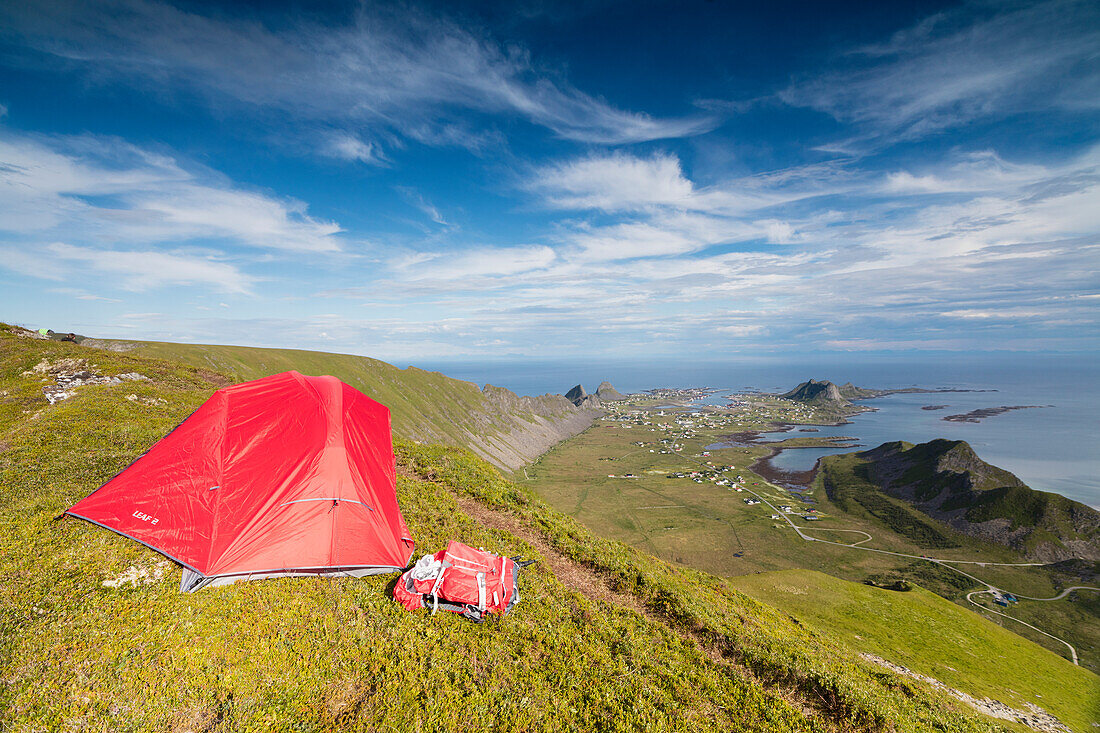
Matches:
[[429, 561, 451, 615]]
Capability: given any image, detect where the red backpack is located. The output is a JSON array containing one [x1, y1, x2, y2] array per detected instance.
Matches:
[[394, 541, 532, 622]]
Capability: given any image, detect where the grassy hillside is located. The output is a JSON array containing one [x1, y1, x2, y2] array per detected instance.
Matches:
[[820, 441, 1100, 561], [0, 323, 1066, 731], [85, 337, 594, 471], [523, 396, 1100, 701], [729, 569, 1097, 732], [819, 450, 966, 549]]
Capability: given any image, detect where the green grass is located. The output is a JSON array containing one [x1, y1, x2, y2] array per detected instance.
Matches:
[[401, 442, 1024, 732], [728, 569, 1099, 732], [522, 399, 1100, 705]]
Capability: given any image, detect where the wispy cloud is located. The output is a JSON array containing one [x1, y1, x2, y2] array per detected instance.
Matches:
[[397, 245, 556, 280], [780, 0, 1100, 141], [3, 0, 716, 150], [2, 242, 254, 293], [531, 152, 693, 211], [322, 133, 386, 165], [354, 143, 1100, 355], [396, 187, 449, 226], [1, 1, 1096, 360]]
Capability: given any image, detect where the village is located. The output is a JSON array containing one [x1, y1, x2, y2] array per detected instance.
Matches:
[[596, 388, 833, 530]]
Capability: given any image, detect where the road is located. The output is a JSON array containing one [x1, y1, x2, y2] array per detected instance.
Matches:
[[732, 475, 1098, 665], [964, 588, 1099, 666]]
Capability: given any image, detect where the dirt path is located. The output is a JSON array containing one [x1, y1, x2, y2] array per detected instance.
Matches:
[[447, 494, 825, 723], [451, 495, 652, 618]]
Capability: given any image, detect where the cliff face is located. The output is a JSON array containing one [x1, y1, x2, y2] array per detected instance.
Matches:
[[473, 385, 602, 470], [857, 440, 1100, 561]]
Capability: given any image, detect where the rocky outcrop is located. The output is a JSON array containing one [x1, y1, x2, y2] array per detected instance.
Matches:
[[596, 381, 625, 401], [22, 357, 149, 404], [565, 384, 588, 404], [860, 653, 1070, 732], [782, 379, 849, 405], [838, 382, 878, 400], [565, 383, 603, 409]]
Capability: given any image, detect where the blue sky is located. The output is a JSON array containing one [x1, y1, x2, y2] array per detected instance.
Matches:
[[0, 0, 1098, 363]]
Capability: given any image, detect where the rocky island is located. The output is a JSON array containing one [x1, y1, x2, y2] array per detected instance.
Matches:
[[942, 405, 1048, 423]]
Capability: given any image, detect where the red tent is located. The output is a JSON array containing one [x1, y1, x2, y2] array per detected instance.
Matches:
[[66, 371, 415, 591]]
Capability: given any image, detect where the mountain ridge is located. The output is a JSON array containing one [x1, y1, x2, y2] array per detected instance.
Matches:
[[77, 336, 602, 471], [782, 379, 851, 405], [827, 439, 1100, 562]]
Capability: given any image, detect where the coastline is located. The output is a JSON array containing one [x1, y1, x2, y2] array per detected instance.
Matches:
[[717, 413, 862, 488], [715, 421, 858, 490]]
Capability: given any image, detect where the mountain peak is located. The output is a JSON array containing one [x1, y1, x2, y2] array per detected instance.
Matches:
[[781, 379, 848, 404], [596, 381, 625, 401]]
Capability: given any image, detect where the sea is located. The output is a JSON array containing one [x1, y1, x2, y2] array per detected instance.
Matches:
[[412, 354, 1100, 509]]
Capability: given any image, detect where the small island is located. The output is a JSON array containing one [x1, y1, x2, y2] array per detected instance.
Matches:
[[942, 405, 1048, 423]]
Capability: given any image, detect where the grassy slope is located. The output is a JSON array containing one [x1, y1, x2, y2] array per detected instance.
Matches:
[[113, 339, 571, 454], [819, 451, 966, 549], [0, 325, 1021, 732], [728, 569, 1098, 732]]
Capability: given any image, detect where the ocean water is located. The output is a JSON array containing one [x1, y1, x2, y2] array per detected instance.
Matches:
[[413, 355, 1100, 508]]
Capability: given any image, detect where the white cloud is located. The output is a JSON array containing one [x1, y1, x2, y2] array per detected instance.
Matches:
[[533, 152, 693, 211], [398, 245, 556, 280], [0, 242, 254, 293], [717, 324, 767, 337], [755, 219, 798, 244], [530, 151, 813, 216], [566, 221, 699, 262], [322, 133, 384, 165], [0, 130, 342, 252], [883, 151, 1054, 195]]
